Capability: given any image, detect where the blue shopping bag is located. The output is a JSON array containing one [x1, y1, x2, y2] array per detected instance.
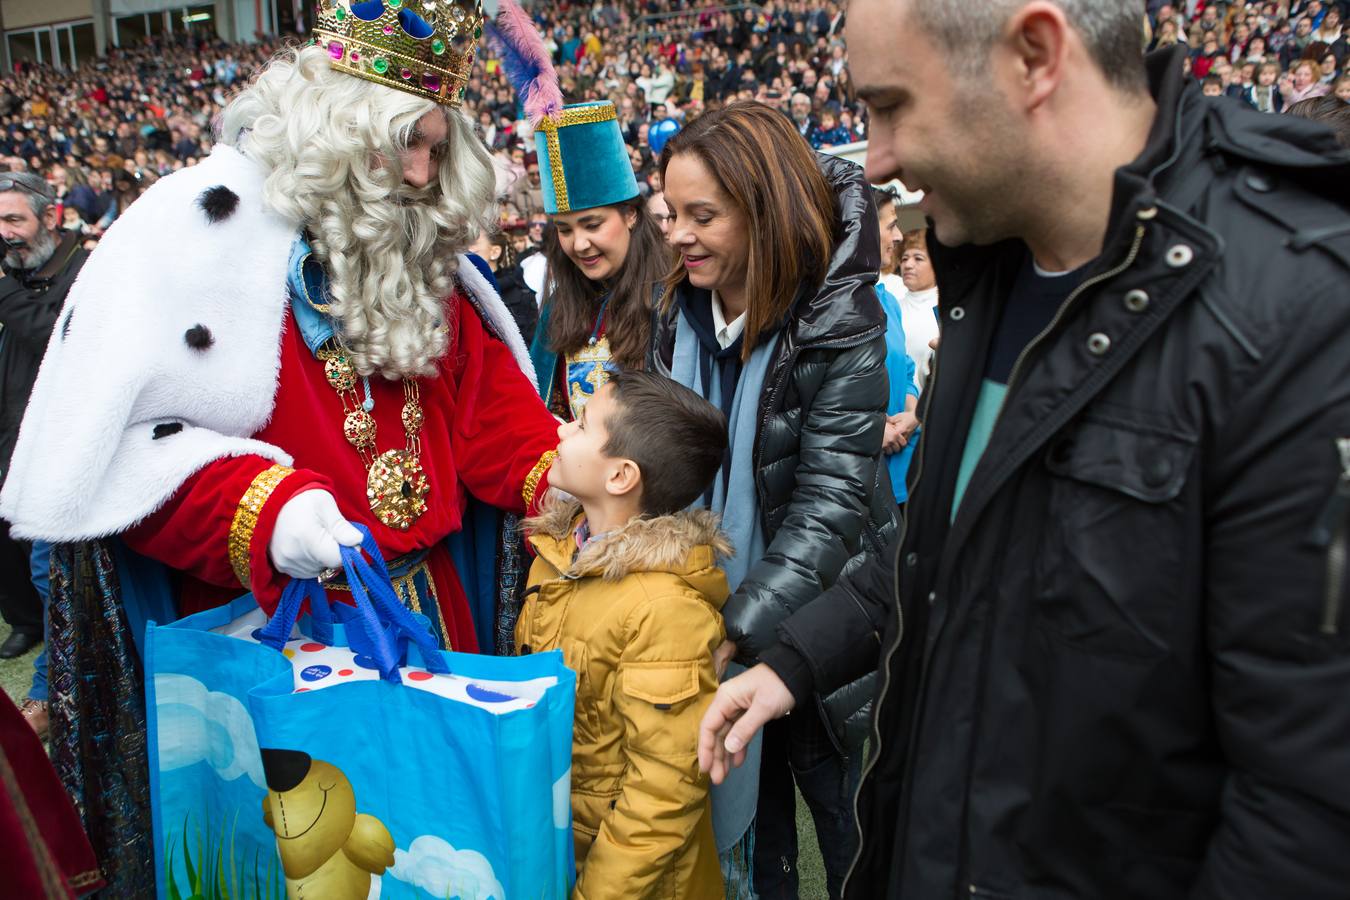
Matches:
[[145, 527, 576, 900]]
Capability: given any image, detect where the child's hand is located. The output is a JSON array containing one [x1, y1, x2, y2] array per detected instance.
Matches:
[[713, 640, 737, 679]]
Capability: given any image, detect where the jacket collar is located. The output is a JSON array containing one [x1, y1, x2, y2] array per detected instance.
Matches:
[[35, 230, 83, 280], [787, 153, 885, 348], [525, 497, 731, 592], [928, 47, 1205, 309], [286, 234, 335, 355]]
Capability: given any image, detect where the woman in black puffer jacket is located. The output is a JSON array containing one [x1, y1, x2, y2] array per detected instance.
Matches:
[[652, 102, 896, 900]]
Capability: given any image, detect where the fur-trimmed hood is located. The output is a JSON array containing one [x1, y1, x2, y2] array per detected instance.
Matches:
[[524, 498, 732, 597]]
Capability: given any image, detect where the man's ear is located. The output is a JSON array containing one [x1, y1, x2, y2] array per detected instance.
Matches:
[[43, 203, 59, 233], [605, 458, 642, 500], [1001, 0, 1072, 112]]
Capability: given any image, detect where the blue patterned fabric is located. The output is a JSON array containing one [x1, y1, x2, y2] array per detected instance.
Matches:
[[563, 336, 617, 420], [47, 539, 158, 897]]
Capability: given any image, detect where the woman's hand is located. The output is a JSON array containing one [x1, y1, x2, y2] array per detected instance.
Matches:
[[883, 411, 920, 454], [892, 410, 919, 441], [882, 418, 905, 454]]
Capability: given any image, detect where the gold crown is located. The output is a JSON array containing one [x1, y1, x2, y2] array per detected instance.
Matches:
[[314, 0, 484, 107]]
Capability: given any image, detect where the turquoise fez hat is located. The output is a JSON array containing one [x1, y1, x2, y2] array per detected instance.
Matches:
[[534, 101, 640, 214]]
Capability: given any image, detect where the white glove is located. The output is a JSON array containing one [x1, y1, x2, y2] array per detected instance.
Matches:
[[268, 490, 364, 579]]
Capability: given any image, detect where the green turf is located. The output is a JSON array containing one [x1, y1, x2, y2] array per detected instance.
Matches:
[[1, 620, 829, 897], [0, 621, 41, 708], [794, 792, 830, 898]]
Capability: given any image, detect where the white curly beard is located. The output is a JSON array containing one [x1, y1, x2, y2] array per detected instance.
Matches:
[[309, 185, 457, 380]]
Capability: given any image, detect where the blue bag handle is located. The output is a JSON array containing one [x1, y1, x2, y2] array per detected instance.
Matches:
[[258, 577, 333, 649], [257, 523, 449, 683], [339, 524, 450, 682]]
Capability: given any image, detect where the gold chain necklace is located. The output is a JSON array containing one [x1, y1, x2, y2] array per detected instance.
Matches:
[[317, 341, 430, 531]]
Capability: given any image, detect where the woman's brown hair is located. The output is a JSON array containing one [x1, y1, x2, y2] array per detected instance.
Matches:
[[540, 196, 667, 369], [659, 101, 837, 361]]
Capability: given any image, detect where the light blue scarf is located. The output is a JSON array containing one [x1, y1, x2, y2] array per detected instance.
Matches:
[[671, 310, 779, 855]]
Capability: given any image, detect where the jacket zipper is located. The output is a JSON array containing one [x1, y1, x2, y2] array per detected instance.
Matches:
[[842, 226, 1147, 894], [999, 224, 1148, 406], [1318, 438, 1350, 635], [943, 226, 1150, 890], [840, 328, 940, 895]]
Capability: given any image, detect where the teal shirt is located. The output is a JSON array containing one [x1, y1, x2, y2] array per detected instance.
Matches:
[[950, 256, 1087, 521], [951, 380, 1009, 520]]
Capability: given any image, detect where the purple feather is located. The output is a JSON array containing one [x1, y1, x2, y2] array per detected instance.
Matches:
[[485, 0, 562, 127]]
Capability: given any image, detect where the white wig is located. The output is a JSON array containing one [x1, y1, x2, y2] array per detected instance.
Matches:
[[218, 44, 497, 378]]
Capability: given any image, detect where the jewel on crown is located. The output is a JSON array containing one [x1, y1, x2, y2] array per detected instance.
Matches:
[[313, 0, 484, 107]]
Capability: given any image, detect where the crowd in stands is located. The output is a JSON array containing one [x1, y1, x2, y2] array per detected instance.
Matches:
[[1149, 0, 1349, 111], [0, 0, 1345, 262], [0, 0, 866, 257]]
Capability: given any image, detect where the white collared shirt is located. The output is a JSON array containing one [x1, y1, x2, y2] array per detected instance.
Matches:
[[711, 291, 746, 351]]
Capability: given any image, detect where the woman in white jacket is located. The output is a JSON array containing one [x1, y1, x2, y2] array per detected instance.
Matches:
[[895, 229, 940, 391]]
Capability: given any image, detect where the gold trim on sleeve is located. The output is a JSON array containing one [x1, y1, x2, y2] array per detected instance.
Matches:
[[522, 450, 558, 510], [227, 464, 296, 589]]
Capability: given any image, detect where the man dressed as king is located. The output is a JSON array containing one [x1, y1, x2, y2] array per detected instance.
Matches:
[[0, 5, 578, 890], [2, 4, 559, 674]]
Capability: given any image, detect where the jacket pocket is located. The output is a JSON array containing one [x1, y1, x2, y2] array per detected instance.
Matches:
[[619, 661, 703, 757], [1035, 416, 1198, 660]]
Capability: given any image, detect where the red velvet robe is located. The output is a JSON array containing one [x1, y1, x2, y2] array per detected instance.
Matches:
[[0, 696, 103, 898], [124, 290, 558, 652]]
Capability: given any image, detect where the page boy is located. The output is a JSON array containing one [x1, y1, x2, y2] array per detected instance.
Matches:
[[518, 368, 730, 899]]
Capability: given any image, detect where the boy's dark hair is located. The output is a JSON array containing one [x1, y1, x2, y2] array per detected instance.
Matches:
[[1285, 95, 1350, 149], [602, 369, 728, 516]]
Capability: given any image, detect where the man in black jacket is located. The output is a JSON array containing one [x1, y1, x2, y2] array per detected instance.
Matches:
[[699, 1, 1350, 898], [0, 172, 88, 659]]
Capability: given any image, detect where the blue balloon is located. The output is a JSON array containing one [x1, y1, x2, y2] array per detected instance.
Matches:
[[649, 118, 681, 155]]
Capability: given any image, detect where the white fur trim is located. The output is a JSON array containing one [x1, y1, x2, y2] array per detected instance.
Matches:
[[455, 254, 538, 392], [0, 150, 539, 542], [0, 145, 298, 541]]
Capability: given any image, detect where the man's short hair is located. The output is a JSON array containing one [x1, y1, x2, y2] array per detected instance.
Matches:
[[0, 171, 55, 218], [602, 369, 729, 517], [907, 0, 1148, 93]]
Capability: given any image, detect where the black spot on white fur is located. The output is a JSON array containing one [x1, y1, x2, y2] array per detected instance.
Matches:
[[153, 423, 183, 440], [60, 310, 73, 340], [185, 324, 214, 349], [197, 185, 239, 223]]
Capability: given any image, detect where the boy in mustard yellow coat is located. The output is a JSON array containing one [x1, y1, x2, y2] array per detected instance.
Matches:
[[518, 369, 730, 899]]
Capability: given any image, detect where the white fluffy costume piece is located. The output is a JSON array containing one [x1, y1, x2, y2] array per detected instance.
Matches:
[[0, 144, 533, 542]]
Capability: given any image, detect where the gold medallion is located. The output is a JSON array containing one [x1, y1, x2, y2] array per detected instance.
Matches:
[[401, 398, 425, 434], [366, 449, 430, 531], [320, 338, 431, 531], [343, 409, 377, 449], [324, 354, 357, 392]]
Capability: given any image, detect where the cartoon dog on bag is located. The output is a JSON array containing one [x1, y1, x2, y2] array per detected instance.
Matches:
[[260, 748, 394, 900]]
